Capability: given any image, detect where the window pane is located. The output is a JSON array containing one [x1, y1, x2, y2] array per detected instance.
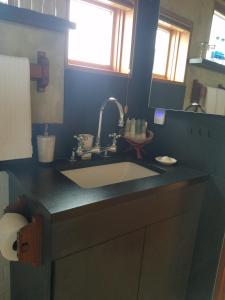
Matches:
[[206, 11, 225, 64], [153, 28, 170, 76], [68, 0, 114, 66]]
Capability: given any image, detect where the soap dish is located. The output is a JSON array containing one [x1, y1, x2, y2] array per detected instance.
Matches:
[[123, 130, 154, 159], [155, 156, 177, 166]]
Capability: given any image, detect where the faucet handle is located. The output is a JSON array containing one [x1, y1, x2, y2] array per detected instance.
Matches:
[[74, 135, 84, 142], [74, 135, 86, 147], [73, 135, 85, 157], [109, 133, 121, 145], [109, 132, 121, 138], [107, 133, 121, 153], [70, 135, 81, 161]]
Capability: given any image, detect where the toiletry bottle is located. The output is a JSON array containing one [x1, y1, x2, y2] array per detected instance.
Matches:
[[37, 124, 56, 163], [130, 118, 136, 139], [135, 119, 141, 140], [124, 118, 131, 138], [140, 119, 147, 140]]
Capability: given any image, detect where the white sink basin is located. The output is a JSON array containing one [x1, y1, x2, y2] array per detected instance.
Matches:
[[61, 162, 159, 188]]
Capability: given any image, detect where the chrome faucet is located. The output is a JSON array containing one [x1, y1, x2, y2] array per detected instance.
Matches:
[[70, 97, 124, 160], [92, 97, 124, 154]]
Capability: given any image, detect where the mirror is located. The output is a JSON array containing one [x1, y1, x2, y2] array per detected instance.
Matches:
[[148, 0, 225, 116]]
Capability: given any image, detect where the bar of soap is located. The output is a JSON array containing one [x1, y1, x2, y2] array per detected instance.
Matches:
[[161, 156, 173, 162], [155, 156, 177, 165]]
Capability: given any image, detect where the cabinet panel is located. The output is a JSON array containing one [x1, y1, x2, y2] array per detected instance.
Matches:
[[52, 183, 204, 259], [213, 236, 225, 300], [139, 213, 199, 300], [54, 229, 145, 300], [11, 263, 51, 300], [0, 172, 10, 300]]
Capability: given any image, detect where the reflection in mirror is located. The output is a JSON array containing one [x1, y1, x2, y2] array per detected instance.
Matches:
[[152, 9, 191, 83], [149, 1, 225, 116]]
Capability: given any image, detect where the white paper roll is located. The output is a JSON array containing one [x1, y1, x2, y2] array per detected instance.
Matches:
[[0, 213, 28, 261], [37, 135, 56, 163]]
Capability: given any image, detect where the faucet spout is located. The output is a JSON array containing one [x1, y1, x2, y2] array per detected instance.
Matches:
[[108, 97, 124, 127], [94, 97, 124, 151]]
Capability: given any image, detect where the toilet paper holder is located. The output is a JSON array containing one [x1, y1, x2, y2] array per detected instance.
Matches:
[[4, 198, 43, 267], [17, 215, 43, 267]]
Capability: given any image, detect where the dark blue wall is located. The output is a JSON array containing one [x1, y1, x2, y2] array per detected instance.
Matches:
[[33, 68, 129, 158], [148, 110, 225, 177], [150, 80, 186, 110], [148, 109, 225, 300]]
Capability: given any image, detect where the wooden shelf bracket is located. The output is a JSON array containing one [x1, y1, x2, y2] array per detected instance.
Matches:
[[30, 51, 49, 92]]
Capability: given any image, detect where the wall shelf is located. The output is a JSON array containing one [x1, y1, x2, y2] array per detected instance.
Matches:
[[189, 58, 225, 74], [0, 3, 75, 33]]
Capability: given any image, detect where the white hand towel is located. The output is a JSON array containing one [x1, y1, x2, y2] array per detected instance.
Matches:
[[204, 87, 217, 114], [204, 87, 225, 116], [0, 54, 32, 161], [216, 89, 225, 116]]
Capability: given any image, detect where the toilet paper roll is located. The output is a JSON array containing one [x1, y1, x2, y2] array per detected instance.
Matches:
[[0, 213, 28, 261], [37, 135, 56, 163]]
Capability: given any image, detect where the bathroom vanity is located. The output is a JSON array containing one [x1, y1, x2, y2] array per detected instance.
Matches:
[[2, 158, 207, 300]]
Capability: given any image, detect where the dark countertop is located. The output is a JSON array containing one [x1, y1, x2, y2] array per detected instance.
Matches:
[[0, 157, 208, 221]]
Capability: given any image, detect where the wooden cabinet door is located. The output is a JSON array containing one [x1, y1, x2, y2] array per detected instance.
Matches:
[[213, 237, 225, 300], [138, 212, 199, 300], [53, 229, 145, 300]]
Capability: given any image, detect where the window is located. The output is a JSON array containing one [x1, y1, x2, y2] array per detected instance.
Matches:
[[206, 8, 225, 64], [153, 9, 192, 83], [153, 26, 171, 78], [68, 0, 135, 74]]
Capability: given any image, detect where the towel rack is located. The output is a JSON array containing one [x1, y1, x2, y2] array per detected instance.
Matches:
[[30, 51, 49, 92]]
